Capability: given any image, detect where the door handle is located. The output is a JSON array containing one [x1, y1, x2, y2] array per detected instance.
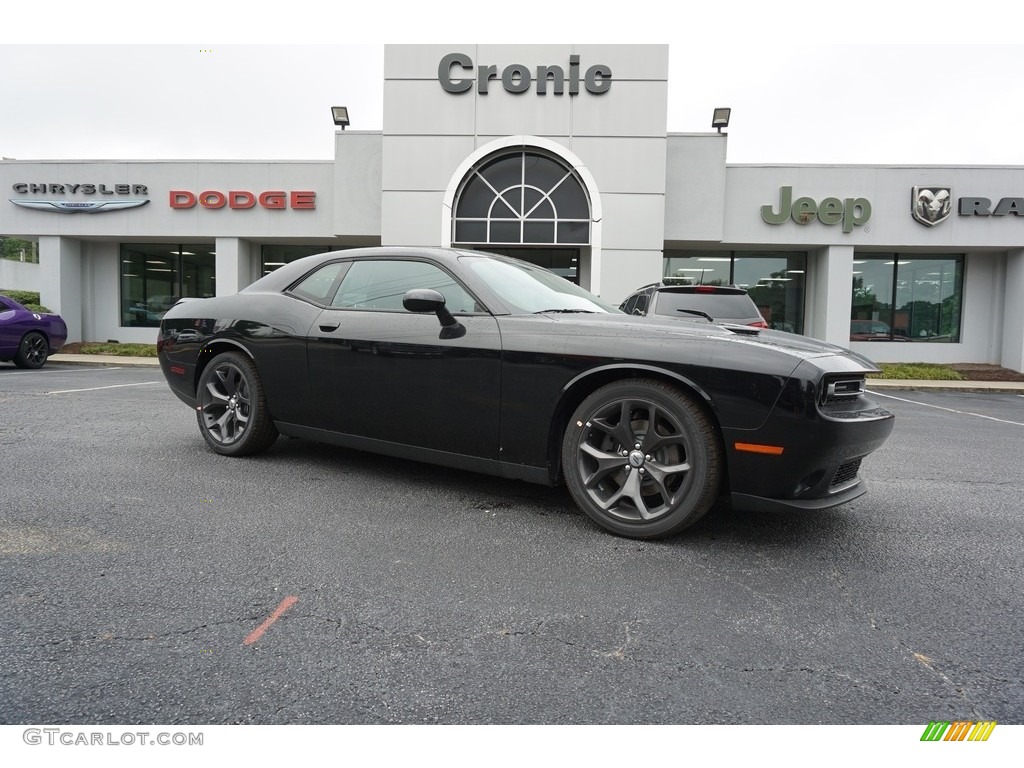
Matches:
[[318, 321, 340, 332]]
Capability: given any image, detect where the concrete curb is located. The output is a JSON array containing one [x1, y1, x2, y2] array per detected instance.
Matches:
[[866, 379, 1024, 394], [49, 354, 160, 368], [45, 354, 1024, 392]]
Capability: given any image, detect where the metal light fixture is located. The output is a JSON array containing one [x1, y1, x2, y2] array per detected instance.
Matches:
[[331, 106, 350, 130], [712, 107, 731, 133]]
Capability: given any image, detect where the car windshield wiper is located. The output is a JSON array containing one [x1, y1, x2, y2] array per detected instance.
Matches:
[[674, 309, 715, 322], [532, 308, 599, 314]]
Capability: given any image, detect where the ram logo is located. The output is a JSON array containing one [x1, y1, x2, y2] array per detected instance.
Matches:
[[912, 186, 952, 227]]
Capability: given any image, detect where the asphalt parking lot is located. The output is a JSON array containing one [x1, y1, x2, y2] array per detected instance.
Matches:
[[1, 363, 1022, 724]]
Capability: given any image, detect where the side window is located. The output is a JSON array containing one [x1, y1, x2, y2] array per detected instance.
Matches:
[[289, 262, 347, 304], [633, 293, 649, 315], [621, 294, 638, 314], [332, 260, 479, 313]]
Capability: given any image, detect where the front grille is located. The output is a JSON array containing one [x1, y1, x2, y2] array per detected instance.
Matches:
[[831, 458, 863, 489], [821, 376, 865, 405]]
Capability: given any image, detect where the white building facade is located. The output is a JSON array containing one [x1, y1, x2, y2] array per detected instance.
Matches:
[[2, 44, 1023, 371]]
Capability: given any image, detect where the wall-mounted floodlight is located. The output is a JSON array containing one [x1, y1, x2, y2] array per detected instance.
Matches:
[[712, 107, 731, 133], [331, 106, 350, 129]]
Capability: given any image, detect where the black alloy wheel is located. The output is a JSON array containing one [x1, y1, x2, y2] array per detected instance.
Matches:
[[13, 332, 48, 369], [562, 379, 722, 538], [196, 351, 278, 456]]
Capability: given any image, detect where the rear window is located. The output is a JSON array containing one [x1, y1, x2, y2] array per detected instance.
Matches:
[[289, 261, 348, 304], [653, 290, 757, 319]]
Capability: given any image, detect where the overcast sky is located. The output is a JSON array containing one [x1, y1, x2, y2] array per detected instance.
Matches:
[[3, 4, 1023, 166]]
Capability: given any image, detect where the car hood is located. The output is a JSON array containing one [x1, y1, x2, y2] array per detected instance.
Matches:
[[532, 312, 880, 369]]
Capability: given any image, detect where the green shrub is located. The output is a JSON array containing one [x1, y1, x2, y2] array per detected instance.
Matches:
[[868, 363, 964, 380], [0, 290, 52, 313], [79, 343, 158, 358], [0, 289, 42, 306]]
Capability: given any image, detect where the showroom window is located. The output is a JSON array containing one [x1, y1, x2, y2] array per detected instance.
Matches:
[[120, 244, 215, 327], [663, 250, 806, 334], [260, 245, 349, 276], [851, 254, 963, 342], [1, 236, 38, 263], [452, 150, 591, 248]]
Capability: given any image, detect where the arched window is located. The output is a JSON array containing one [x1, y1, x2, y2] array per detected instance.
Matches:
[[452, 150, 591, 247]]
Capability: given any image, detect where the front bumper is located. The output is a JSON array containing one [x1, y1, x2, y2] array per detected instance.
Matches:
[[731, 480, 868, 513], [724, 360, 895, 512]]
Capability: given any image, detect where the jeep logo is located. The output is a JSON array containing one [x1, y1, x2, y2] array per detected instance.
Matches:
[[761, 186, 871, 233]]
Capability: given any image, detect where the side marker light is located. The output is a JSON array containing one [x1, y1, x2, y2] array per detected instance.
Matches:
[[735, 442, 784, 455]]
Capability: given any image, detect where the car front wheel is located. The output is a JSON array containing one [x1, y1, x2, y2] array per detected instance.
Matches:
[[196, 351, 278, 456], [13, 331, 49, 369], [562, 379, 722, 539]]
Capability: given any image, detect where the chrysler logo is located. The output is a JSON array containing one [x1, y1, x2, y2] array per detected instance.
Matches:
[[912, 186, 952, 227], [9, 199, 150, 214]]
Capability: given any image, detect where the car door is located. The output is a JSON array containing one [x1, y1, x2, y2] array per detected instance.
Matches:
[[306, 257, 502, 459]]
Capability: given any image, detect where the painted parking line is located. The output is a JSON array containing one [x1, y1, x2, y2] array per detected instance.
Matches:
[[47, 381, 164, 395], [1, 366, 124, 374], [244, 596, 299, 646], [868, 390, 1024, 427]]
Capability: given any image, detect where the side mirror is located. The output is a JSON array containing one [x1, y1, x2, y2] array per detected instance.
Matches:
[[403, 288, 459, 328]]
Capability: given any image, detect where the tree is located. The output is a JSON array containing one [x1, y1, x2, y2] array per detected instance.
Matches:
[[850, 275, 878, 317]]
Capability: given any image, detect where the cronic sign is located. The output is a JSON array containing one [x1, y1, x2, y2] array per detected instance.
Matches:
[[438, 53, 611, 95]]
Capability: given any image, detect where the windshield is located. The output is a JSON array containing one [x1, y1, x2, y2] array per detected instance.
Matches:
[[463, 256, 621, 315]]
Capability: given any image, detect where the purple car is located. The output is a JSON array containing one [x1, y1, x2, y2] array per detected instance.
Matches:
[[0, 294, 68, 369]]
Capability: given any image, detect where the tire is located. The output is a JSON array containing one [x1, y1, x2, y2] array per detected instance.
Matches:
[[561, 379, 722, 539], [195, 351, 278, 456], [13, 331, 49, 369]]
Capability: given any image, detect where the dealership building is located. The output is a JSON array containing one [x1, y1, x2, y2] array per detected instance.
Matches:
[[2, 44, 1023, 371]]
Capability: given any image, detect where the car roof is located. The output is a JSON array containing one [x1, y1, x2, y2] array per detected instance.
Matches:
[[655, 284, 747, 295], [626, 283, 748, 296], [241, 246, 508, 294]]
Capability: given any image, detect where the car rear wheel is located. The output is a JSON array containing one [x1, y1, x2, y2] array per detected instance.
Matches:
[[13, 331, 48, 369], [561, 379, 722, 539], [196, 351, 278, 456]]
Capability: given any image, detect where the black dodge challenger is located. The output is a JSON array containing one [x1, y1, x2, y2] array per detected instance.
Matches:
[[157, 247, 894, 539]]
